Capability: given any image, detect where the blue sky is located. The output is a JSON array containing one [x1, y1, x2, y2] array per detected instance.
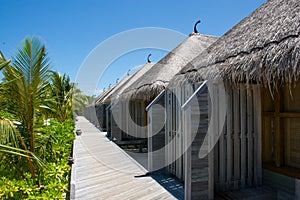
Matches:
[[0, 0, 266, 95]]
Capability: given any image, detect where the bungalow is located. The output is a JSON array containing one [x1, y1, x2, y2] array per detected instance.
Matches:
[[119, 25, 217, 168], [84, 86, 115, 128], [153, 0, 300, 199], [144, 24, 218, 179], [109, 59, 155, 144], [95, 75, 131, 137]]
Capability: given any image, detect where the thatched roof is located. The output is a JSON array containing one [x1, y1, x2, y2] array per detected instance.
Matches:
[[99, 75, 132, 105], [120, 33, 218, 100], [169, 0, 300, 88], [110, 62, 155, 101], [93, 85, 117, 106]]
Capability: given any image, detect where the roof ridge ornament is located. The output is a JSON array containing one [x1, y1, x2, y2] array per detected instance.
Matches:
[[147, 53, 152, 63], [194, 20, 201, 34]]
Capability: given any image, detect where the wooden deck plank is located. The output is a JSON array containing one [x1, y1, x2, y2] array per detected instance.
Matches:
[[71, 116, 175, 199]]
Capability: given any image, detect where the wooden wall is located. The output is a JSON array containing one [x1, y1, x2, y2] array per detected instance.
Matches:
[[165, 86, 193, 181], [84, 105, 98, 127], [183, 83, 210, 200], [110, 100, 148, 143], [111, 102, 122, 142], [96, 104, 107, 131], [213, 84, 262, 193], [261, 81, 300, 198], [148, 93, 166, 172], [106, 106, 112, 138], [181, 83, 263, 199], [121, 100, 147, 141]]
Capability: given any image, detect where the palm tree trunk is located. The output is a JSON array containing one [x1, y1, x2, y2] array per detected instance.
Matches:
[[28, 97, 36, 179]]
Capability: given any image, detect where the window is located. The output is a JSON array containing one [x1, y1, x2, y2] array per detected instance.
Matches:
[[262, 83, 300, 178]]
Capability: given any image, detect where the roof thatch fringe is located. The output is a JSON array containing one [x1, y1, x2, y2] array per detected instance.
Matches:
[[100, 75, 132, 105], [220, 36, 300, 89], [110, 62, 155, 101], [168, 0, 300, 92], [121, 81, 166, 101], [94, 85, 116, 106], [120, 34, 218, 101]]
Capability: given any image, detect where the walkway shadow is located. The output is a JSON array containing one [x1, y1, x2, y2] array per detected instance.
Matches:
[[135, 170, 184, 200]]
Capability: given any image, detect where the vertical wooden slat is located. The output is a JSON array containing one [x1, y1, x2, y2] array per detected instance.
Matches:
[[166, 90, 171, 173], [140, 101, 143, 138], [125, 101, 129, 140], [274, 90, 283, 168], [240, 85, 247, 188], [233, 89, 240, 190], [181, 87, 186, 180], [148, 108, 153, 171], [170, 91, 173, 174], [247, 86, 253, 187], [172, 90, 176, 174], [184, 105, 192, 200], [219, 133, 226, 190], [296, 179, 300, 200], [217, 82, 227, 192], [253, 85, 263, 186], [141, 101, 145, 138], [116, 102, 122, 141], [132, 101, 135, 139], [176, 87, 182, 179], [219, 88, 226, 190], [137, 101, 140, 138], [255, 86, 262, 185], [226, 86, 233, 190], [165, 90, 170, 172], [135, 102, 138, 138], [213, 84, 219, 190], [208, 84, 214, 200], [128, 101, 131, 139], [138, 102, 140, 138]]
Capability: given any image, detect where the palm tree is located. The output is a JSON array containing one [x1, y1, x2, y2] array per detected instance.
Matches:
[[0, 52, 11, 70], [72, 86, 90, 116], [1, 37, 51, 179], [49, 71, 74, 122]]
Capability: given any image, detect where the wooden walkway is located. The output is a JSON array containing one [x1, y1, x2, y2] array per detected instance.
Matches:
[[70, 116, 175, 200]]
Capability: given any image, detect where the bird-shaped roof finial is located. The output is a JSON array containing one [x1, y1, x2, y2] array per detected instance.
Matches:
[[147, 53, 152, 63], [194, 20, 201, 33]]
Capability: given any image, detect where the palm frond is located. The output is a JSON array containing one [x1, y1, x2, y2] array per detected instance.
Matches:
[[0, 144, 45, 168], [0, 118, 20, 148]]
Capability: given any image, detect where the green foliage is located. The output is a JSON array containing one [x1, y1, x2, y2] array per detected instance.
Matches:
[[0, 51, 11, 71], [1, 37, 51, 179], [0, 37, 76, 199], [48, 71, 74, 122], [72, 86, 90, 116], [0, 120, 75, 199]]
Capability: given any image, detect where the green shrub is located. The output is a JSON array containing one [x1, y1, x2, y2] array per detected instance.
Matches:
[[0, 119, 75, 199]]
